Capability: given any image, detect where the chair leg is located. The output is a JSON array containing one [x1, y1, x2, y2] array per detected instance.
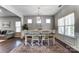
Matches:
[[25, 36, 27, 45], [31, 40, 34, 46], [53, 37, 55, 45], [48, 39, 49, 46], [41, 36, 45, 46], [41, 40, 44, 46]]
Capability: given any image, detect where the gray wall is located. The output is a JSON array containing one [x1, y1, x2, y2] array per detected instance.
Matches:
[[23, 16, 53, 30], [0, 16, 20, 32], [55, 5, 79, 49]]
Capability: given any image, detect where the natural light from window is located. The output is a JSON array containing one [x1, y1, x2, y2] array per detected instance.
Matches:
[[58, 13, 75, 37], [15, 21, 21, 32], [27, 19, 32, 23], [46, 19, 51, 23]]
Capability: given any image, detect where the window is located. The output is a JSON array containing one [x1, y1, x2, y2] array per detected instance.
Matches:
[[65, 26, 74, 36], [15, 21, 21, 32], [46, 19, 51, 23], [37, 19, 41, 23], [65, 13, 75, 37], [58, 13, 75, 37], [58, 27, 64, 34], [58, 18, 65, 34], [27, 19, 32, 23]]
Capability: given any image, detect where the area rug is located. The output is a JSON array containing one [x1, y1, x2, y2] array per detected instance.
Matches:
[[10, 42, 70, 53], [10, 44, 51, 53], [0, 40, 5, 43]]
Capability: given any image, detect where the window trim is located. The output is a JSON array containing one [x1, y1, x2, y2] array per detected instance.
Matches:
[[58, 12, 75, 37]]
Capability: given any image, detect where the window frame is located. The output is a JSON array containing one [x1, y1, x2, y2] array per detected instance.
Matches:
[[58, 17, 65, 34], [15, 21, 21, 32], [58, 13, 75, 37], [27, 19, 32, 24], [46, 19, 51, 23]]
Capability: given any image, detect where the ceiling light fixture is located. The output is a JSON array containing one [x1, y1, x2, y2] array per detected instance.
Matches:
[[36, 7, 41, 20]]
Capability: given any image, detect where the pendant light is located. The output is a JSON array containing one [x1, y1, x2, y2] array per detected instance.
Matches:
[[36, 7, 41, 21]]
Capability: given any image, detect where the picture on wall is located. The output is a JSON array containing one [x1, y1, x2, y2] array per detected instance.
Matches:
[[2, 21, 11, 28]]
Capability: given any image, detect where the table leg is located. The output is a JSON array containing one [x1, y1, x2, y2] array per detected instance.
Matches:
[[25, 35, 27, 45], [47, 35, 49, 46], [53, 35, 55, 45], [31, 36, 33, 46]]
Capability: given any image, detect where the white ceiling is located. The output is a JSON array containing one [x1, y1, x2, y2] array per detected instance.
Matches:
[[10, 5, 63, 16], [0, 6, 16, 17]]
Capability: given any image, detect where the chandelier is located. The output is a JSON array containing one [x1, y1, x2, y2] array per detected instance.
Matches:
[[36, 7, 41, 20]]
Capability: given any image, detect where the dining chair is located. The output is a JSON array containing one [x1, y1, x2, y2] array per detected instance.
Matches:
[[31, 31, 40, 46], [41, 31, 50, 46]]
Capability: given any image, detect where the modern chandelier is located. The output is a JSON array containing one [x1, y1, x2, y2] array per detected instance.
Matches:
[[36, 7, 41, 20]]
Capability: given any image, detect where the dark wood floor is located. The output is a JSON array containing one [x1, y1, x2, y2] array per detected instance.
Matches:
[[0, 37, 75, 53], [0, 37, 23, 53]]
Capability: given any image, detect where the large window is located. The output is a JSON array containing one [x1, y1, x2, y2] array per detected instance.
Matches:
[[58, 18, 65, 34], [58, 13, 75, 37]]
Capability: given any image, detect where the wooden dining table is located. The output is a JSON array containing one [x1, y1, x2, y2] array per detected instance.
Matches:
[[24, 30, 55, 46]]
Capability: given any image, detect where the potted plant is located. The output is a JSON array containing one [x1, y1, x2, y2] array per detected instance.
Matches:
[[22, 24, 28, 30], [22, 24, 28, 38]]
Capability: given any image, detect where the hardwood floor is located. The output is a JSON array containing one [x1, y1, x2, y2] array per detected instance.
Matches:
[[10, 41, 71, 53], [0, 37, 23, 53], [0, 37, 73, 53], [56, 38, 79, 53]]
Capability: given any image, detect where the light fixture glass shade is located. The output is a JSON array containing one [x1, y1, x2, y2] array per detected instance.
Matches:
[[36, 7, 41, 23], [36, 16, 41, 23]]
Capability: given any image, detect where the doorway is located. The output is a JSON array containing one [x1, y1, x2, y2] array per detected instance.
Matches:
[[15, 21, 21, 37]]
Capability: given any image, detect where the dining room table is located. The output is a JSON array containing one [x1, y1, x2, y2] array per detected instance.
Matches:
[[24, 30, 55, 46]]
